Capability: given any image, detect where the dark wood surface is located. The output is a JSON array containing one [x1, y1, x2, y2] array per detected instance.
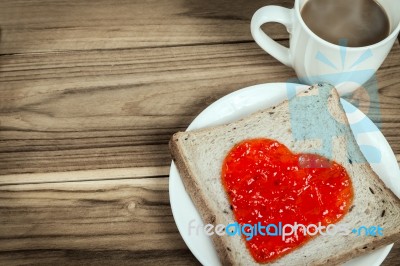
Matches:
[[0, 0, 399, 265]]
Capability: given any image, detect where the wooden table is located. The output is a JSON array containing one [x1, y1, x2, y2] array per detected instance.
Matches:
[[0, 0, 399, 265]]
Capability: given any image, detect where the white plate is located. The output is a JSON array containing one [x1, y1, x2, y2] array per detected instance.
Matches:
[[169, 83, 400, 266]]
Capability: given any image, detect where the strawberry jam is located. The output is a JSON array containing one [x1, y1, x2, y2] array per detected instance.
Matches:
[[221, 138, 353, 263]]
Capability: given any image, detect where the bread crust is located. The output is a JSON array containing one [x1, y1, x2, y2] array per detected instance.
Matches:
[[169, 134, 235, 265], [169, 84, 400, 265]]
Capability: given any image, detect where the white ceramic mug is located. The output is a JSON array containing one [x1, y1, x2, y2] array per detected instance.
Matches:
[[251, 0, 400, 95]]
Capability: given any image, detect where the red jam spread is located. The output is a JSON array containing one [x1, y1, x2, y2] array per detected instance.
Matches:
[[221, 138, 353, 263]]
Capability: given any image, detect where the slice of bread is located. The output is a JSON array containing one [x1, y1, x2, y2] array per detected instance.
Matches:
[[169, 83, 400, 265]]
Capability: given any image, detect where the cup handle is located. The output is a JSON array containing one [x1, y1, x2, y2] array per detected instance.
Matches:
[[251, 6, 294, 67]]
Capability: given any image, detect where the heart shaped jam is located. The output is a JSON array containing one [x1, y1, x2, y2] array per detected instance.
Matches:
[[222, 138, 353, 263]]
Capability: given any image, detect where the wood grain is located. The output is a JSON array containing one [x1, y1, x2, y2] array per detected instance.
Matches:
[[1, 41, 400, 177], [0, 0, 292, 54], [382, 243, 400, 266], [0, 166, 170, 186], [0, 41, 295, 176], [0, 177, 199, 265]]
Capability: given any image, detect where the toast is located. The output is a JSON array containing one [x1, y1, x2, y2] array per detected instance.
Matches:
[[169, 83, 400, 265]]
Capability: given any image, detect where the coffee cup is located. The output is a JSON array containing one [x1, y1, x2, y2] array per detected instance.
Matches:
[[251, 0, 400, 95]]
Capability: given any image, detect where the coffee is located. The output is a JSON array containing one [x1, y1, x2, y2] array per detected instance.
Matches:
[[301, 0, 390, 47]]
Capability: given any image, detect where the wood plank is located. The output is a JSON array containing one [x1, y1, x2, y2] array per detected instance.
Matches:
[[0, 166, 170, 186], [0, 41, 295, 176], [1, 41, 400, 177], [0, 177, 199, 265], [0, 249, 199, 266], [0, 0, 293, 54]]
